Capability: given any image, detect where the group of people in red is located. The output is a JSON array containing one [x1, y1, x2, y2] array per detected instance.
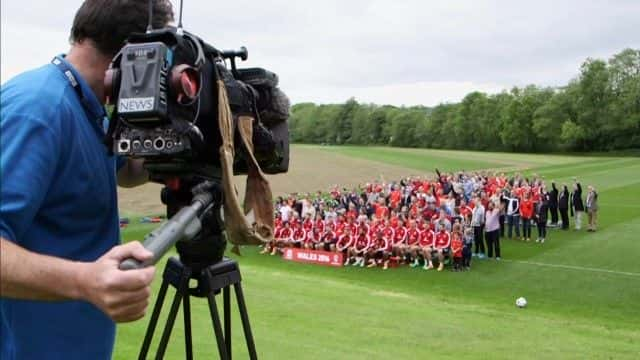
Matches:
[[263, 212, 461, 271], [262, 169, 596, 272]]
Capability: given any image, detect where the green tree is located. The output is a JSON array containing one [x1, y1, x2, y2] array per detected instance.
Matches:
[[287, 48, 639, 152]]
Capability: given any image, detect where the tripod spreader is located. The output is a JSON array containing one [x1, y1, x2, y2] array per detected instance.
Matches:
[[119, 187, 215, 271]]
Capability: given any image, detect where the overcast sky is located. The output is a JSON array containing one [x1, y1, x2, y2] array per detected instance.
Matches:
[[2, 1, 639, 106]]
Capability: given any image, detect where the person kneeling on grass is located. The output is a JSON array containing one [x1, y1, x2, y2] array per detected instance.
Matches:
[[305, 227, 322, 250], [365, 231, 391, 269], [291, 223, 307, 248], [261, 220, 286, 255], [316, 226, 337, 252], [337, 233, 354, 265], [271, 221, 293, 255], [348, 227, 372, 267]]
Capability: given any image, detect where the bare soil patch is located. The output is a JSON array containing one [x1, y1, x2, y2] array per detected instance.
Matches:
[[118, 146, 425, 215]]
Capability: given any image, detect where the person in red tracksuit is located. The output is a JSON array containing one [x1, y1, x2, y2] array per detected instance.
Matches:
[[261, 221, 283, 254], [314, 214, 325, 233], [389, 185, 402, 211], [391, 223, 407, 262], [520, 194, 534, 241], [274, 214, 283, 230], [458, 198, 472, 220], [336, 232, 354, 265], [428, 225, 451, 271], [302, 214, 314, 233], [336, 221, 350, 241], [374, 198, 390, 220], [380, 225, 395, 270], [418, 228, 435, 270], [450, 225, 464, 271], [348, 227, 372, 267], [316, 227, 336, 252], [305, 227, 322, 250], [291, 224, 306, 248], [404, 221, 421, 266], [271, 221, 293, 255], [366, 231, 391, 269], [381, 220, 395, 244], [356, 218, 369, 237]]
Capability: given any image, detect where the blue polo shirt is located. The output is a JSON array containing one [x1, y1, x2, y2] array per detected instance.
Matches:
[[1, 56, 121, 359]]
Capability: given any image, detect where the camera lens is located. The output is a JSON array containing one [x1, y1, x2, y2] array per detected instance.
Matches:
[[132, 140, 142, 150], [143, 139, 152, 149]]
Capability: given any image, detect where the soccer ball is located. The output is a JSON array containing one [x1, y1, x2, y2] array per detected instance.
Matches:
[[516, 297, 527, 308]]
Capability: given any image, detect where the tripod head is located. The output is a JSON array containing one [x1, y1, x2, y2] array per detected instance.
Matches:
[[165, 179, 227, 272]]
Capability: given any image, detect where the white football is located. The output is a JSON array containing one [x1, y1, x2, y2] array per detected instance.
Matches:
[[516, 297, 527, 308]]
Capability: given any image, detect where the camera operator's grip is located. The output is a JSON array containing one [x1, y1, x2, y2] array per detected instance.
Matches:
[[119, 199, 207, 270]]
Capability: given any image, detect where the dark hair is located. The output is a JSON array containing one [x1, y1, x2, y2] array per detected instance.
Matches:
[[70, 0, 174, 57]]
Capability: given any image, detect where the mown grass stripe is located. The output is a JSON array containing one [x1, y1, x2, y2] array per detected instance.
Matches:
[[502, 259, 640, 277]]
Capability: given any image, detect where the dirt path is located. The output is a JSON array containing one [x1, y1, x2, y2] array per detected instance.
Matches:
[[118, 146, 426, 215]]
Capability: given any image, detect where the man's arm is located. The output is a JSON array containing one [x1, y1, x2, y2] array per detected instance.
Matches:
[[1, 238, 155, 323], [117, 158, 149, 188], [1, 238, 83, 301]]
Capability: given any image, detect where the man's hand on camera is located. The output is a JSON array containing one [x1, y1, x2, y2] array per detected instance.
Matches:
[[77, 241, 155, 323]]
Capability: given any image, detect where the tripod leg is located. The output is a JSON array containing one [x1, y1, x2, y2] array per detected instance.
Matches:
[[154, 290, 183, 360], [138, 279, 170, 360], [224, 286, 231, 359], [234, 283, 258, 360], [207, 292, 230, 360], [183, 295, 193, 360]]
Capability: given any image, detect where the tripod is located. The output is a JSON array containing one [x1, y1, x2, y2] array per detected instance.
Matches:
[[138, 256, 258, 360], [129, 180, 258, 359]]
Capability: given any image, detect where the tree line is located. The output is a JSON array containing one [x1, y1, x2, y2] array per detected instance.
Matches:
[[288, 48, 640, 152]]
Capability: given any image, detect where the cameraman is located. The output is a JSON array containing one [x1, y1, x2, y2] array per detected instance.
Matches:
[[0, 1, 174, 359]]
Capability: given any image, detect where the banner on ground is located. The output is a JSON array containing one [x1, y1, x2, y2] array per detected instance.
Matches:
[[282, 248, 343, 267]]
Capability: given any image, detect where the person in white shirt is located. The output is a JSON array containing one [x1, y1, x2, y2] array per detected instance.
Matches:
[[279, 203, 292, 222], [505, 190, 520, 239]]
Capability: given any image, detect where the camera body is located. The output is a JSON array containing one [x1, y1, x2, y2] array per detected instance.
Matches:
[[105, 28, 290, 180]]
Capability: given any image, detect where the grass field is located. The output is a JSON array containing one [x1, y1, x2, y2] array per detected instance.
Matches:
[[114, 145, 640, 359]]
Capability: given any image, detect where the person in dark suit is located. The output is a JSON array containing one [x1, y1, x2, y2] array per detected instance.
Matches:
[[535, 192, 549, 243], [548, 182, 559, 227], [570, 178, 584, 230], [558, 184, 570, 230], [499, 190, 509, 237]]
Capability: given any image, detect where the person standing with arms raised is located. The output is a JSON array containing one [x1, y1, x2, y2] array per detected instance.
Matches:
[[558, 184, 570, 230], [570, 178, 584, 231], [548, 182, 559, 227]]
